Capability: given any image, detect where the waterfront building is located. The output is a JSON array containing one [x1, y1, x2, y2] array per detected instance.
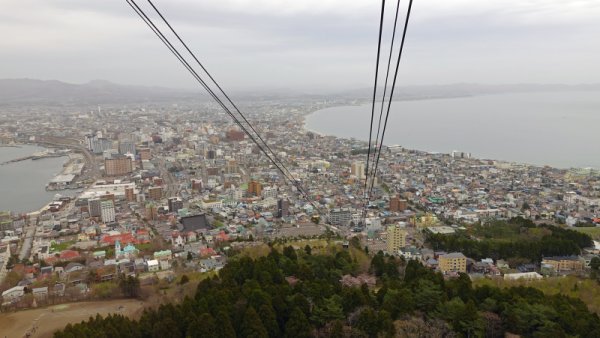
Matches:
[[91, 138, 113, 154], [104, 155, 133, 176]]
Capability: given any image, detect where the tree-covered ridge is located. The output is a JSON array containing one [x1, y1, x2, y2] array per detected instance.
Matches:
[[54, 245, 600, 338], [426, 217, 593, 263]]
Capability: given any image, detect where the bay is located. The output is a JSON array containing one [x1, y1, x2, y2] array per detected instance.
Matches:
[[306, 91, 600, 169], [0, 145, 68, 214]]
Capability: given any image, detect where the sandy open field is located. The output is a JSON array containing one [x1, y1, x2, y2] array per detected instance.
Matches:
[[0, 299, 145, 338]]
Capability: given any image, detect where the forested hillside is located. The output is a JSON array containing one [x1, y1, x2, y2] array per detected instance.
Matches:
[[54, 245, 600, 337], [426, 218, 593, 263]]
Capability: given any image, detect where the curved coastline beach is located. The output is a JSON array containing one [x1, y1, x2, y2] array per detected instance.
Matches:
[[304, 91, 600, 170], [0, 144, 70, 214]]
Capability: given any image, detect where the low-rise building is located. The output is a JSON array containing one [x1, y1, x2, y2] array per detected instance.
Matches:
[[541, 256, 584, 273], [438, 252, 467, 274], [32, 287, 49, 300], [1, 285, 25, 303], [328, 208, 352, 226], [504, 272, 543, 281], [147, 259, 159, 272]]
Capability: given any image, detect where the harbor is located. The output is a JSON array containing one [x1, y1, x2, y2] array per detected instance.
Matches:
[[0, 145, 81, 213], [0, 149, 69, 166], [45, 153, 86, 191]]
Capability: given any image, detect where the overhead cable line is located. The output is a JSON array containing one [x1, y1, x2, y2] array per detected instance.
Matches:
[[364, 0, 386, 209], [142, 0, 319, 211], [125, 0, 322, 214], [368, 0, 414, 199], [367, 0, 402, 194], [145, 0, 298, 189]]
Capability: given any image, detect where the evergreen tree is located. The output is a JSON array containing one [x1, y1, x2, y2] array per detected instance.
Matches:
[[330, 320, 345, 338], [355, 307, 380, 338], [284, 307, 312, 338], [370, 251, 386, 277], [189, 313, 217, 338], [216, 310, 236, 338], [283, 245, 298, 261], [258, 304, 281, 338], [304, 244, 312, 255], [180, 274, 190, 285], [241, 306, 269, 338]]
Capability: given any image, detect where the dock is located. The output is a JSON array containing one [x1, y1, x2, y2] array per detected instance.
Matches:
[[0, 151, 67, 166]]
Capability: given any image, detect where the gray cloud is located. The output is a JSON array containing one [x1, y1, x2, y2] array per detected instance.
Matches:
[[0, 0, 598, 92]]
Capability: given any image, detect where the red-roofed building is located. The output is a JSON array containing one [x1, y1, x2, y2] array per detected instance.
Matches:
[[100, 233, 137, 246], [25, 265, 37, 275], [59, 250, 80, 261], [44, 256, 58, 265], [215, 231, 229, 242], [199, 247, 216, 257], [136, 229, 151, 243]]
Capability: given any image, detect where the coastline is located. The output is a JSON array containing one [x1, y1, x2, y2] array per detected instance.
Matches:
[[302, 103, 599, 172], [0, 144, 76, 215]]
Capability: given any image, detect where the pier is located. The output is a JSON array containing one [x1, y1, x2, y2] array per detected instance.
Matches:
[[0, 152, 66, 166]]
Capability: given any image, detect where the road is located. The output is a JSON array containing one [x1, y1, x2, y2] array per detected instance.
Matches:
[[0, 246, 11, 285], [35, 136, 100, 182], [156, 158, 178, 198], [18, 224, 36, 261]]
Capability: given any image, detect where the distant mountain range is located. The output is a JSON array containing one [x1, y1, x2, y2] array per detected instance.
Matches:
[[0, 79, 201, 107], [1, 78, 599, 107], [340, 83, 600, 101]]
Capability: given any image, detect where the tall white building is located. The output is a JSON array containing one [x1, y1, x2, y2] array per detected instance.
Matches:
[[451, 150, 471, 159], [100, 200, 116, 223], [351, 161, 365, 180], [228, 186, 243, 202], [261, 186, 278, 199]]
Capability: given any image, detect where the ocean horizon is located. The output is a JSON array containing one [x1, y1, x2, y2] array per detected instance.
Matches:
[[306, 91, 600, 169]]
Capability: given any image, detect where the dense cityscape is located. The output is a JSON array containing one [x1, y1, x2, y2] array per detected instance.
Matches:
[[2, 0, 600, 336], [0, 94, 599, 336]]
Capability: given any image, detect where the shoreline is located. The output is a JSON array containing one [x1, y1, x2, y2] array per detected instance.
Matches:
[[302, 102, 600, 172], [0, 145, 77, 215]]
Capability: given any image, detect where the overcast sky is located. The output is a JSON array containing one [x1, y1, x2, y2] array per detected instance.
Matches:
[[1, 0, 598, 92]]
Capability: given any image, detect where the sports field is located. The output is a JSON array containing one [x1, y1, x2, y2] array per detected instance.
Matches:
[[0, 299, 144, 338]]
